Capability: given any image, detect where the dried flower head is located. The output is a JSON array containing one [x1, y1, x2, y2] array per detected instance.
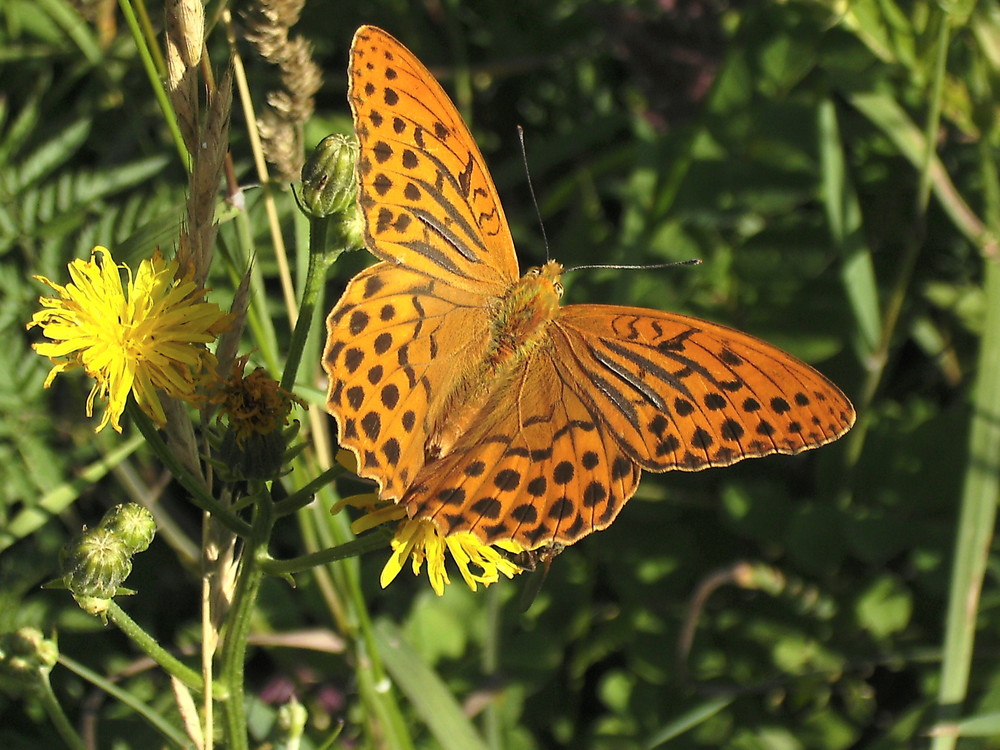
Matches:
[[217, 357, 305, 446]]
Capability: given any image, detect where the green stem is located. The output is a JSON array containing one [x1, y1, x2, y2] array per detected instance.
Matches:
[[105, 600, 227, 700], [272, 464, 346, 517], [280, 216, 337, 393], [127, 402, 250, 537], [117, 0, 189, 168], [219, 500, 272, 750], [930, 45, 1000, 748], [36, 674, 87, 750], [258, 531, 390, 576]]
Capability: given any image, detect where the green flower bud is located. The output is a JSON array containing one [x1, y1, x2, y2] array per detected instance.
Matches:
[[60, 527, 132, 599], [0, 627, 57, 696], [335, 199, 365, 252], [101, 503, 156, 555], [300, 134, 365, 259], [276, 697, 308, 745], [300, 134, 358, 219]]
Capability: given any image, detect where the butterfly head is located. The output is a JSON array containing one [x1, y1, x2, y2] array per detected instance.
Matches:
[[524, 260, 565, 299], [515, 260, 564, 327]]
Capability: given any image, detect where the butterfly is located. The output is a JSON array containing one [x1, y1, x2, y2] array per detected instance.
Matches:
[[323, 25, 855, 551]]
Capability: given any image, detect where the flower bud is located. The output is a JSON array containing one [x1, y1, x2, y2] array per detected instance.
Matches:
[[276, 697, 308, 739], [60, 527, 132, 599], [101, 503, 156, 555], [0, 627, 57, 696], [300, 134, 358, 219]]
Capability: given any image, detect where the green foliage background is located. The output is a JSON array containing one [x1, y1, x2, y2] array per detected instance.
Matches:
[[2, 0, 999, 748]]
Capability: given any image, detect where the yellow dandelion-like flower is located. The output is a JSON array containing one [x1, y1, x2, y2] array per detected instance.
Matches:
[[337, 492, 407, 534], [381, 519, 523, 596], [27, 247, 231, 433], [332, 450, 524, 595]]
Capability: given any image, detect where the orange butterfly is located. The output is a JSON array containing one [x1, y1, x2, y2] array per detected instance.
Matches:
[[324, 26, 855, 551]]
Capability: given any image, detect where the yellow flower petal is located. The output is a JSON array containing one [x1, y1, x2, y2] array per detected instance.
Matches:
[[28, 247, 232, 432], [378, 518, 522, 596]]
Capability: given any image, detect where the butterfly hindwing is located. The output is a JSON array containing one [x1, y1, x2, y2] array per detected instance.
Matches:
[[324, 263, 495, 500], [404, 350, 640, 548]]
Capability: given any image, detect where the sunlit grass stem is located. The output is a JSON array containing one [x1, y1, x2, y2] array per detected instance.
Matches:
[[930, 45, 1000, 746], [118, 0, 189, 168], [225, 10, 298, 324]]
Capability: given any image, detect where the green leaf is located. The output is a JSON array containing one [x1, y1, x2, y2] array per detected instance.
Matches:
[[855, 575, 912, 639], [818, 98, 881, 357], [645, 696, 734, 748], [0, 434, 144, 554], [11, 117, 91, 192], [374, 619, 490, 750], [31, 0, 103, 66]]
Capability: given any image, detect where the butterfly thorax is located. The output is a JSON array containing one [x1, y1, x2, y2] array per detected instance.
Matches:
[[429, 261, 563, 458], [487, 261, 564, 367]]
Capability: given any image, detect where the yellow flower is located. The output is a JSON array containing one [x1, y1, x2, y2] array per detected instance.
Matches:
[[333, 452, 525, 595], [336, 493, 403, 532], [380, 519, 523, 596], [28, 247, 231, 433]]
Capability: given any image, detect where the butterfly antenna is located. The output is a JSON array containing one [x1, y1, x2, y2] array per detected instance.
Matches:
[[517, 125, 551, 261], [566, 258, 702, 273]]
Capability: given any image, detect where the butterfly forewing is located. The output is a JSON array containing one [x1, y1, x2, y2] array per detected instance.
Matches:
[[324, 263, 495, 500], [349, 26, 519, 292]]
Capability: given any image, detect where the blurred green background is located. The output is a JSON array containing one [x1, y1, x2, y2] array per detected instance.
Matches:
[[3, 0, 999, 748]]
